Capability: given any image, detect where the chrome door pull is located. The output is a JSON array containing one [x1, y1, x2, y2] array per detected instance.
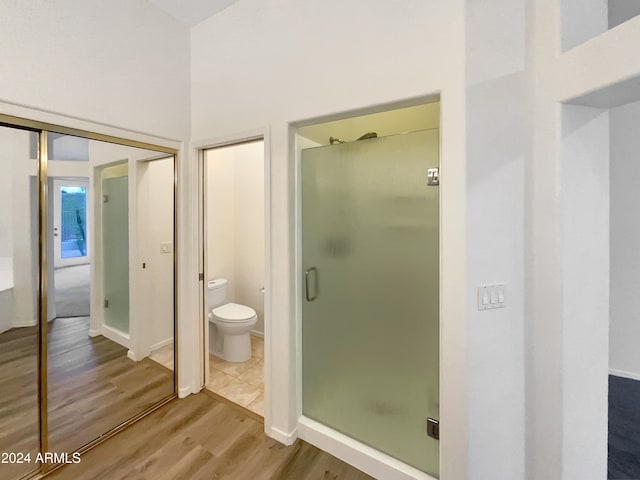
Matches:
[[305, 267, 318, 302]]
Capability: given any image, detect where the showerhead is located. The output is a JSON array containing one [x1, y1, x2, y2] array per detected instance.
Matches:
[[329, 132, 378, 145], [356, 132, 378, 141]]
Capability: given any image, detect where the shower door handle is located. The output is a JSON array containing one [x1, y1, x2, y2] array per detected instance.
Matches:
[[305, 267, 318, 302]]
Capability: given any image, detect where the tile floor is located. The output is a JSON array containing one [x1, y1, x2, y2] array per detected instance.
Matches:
[[148, 336, 264, 416], [207, 335, 264, 416], [149, 344, 174, 371]]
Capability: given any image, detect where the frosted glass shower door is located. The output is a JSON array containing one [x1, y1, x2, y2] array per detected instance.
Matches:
[[102, 176, 129, 334], [301, 129, 440, 476]]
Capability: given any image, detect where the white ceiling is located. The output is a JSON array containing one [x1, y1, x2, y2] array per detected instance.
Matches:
[[150, 0, 640, 31], [147, 0, 241, 27]]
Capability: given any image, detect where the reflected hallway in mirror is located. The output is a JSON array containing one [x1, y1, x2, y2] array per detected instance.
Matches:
[[45, 136, 176, 455]]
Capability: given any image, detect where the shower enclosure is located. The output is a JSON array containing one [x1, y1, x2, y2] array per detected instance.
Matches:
[[301, 128, 440, 476], [102, 175, 129, 334]]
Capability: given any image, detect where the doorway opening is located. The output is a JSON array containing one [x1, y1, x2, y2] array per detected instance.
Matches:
[[52, 178, 90, 318], [202, 139, 266, 417], [560, 96, 640, 479], [609, 98, 640, 479]]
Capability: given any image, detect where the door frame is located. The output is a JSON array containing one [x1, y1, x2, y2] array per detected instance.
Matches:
[[132, 154, 177, 363], [194, 127, 272, 426], [90, 162, 131, 349], [292, 98, 444, 480], [52, 178, 90, 268]]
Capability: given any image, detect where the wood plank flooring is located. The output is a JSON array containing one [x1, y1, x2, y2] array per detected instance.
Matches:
[[0, 316, 174, 480], [0, 325, 39, 480], [48, 391, 375, 480], [2, 319, 374, 480], [46, 317, 174, 454]]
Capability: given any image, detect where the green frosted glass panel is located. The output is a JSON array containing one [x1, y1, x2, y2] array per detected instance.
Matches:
[[102, 176, 129, 334], [302, 129, 439, 476]]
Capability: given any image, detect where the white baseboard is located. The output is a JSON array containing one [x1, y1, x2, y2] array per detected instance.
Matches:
[[102, 324, 130, 349], [298, 416, 436, 480], [12, 319, 37, 328], [127, 350, 139, 362], [610, 368, 640, 381], [250, 330, 264, 338], [268, 425, 297, 446], [150, 337, 173, 352], [88, 328, 101, 337], [179, 385, 193, 398]]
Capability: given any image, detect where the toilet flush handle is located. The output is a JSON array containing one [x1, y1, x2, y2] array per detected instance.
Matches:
[[305, 267, 318, 302]]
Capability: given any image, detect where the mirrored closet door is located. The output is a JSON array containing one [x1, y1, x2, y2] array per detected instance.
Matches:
[[0, 125, 40, 480], [0, 117, 178, 480]]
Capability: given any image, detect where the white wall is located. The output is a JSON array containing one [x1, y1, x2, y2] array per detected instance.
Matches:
[[561, 104, 610, 480], [206, 147, 236, 300], [143, 157, 175, 349], [527, 1, 640, 478], [0, 0, 194, 393], [0, 129, 13, 261], [192, 1, 468, 478], [0, 0, 190, 140], [1, 129, 39, 329], [465, 0, 527, 477], [206, 141, 265, 333], [0, 127, 20, 333], [610, 99, 640, 379]]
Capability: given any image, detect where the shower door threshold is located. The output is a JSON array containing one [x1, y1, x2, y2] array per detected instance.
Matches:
[[297, 416, 438, 480]]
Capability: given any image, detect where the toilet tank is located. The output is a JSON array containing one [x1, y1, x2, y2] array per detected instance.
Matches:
[[207, 278, 228, 310]]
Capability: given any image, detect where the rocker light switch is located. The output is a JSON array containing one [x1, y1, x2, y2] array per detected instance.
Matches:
[[477, 283, 507, 310]]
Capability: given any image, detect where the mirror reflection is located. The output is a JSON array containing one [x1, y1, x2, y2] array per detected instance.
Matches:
[[46, 136, 175, 454], [0, 126, 40, 480]]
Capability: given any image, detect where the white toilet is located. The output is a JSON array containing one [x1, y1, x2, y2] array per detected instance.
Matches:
[[207, 278, 257, 363]]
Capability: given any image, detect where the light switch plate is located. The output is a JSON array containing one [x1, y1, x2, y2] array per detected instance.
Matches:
[[477, 283, 506, 310]]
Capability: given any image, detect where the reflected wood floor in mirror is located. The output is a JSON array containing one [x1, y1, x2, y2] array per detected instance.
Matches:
[[47, 316, 174, 453], [48, 391, 374, 480], [0, 325, 39, 480], [0, 315, 174, 479]]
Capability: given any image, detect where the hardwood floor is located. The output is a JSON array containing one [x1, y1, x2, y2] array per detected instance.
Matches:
[[48, 391, 375, 480], [47, 317, 174, 454], [0, 325, 39, 480], [2, 319, 373, 480], [0, 316, 174, 480]]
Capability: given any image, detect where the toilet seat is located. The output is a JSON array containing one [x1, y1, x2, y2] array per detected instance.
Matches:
[[212, 303, 256, 323]]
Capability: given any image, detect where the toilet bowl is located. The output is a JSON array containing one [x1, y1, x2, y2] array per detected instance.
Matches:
[[207, 279, 257, 363], [209, 303, 257, 362]]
